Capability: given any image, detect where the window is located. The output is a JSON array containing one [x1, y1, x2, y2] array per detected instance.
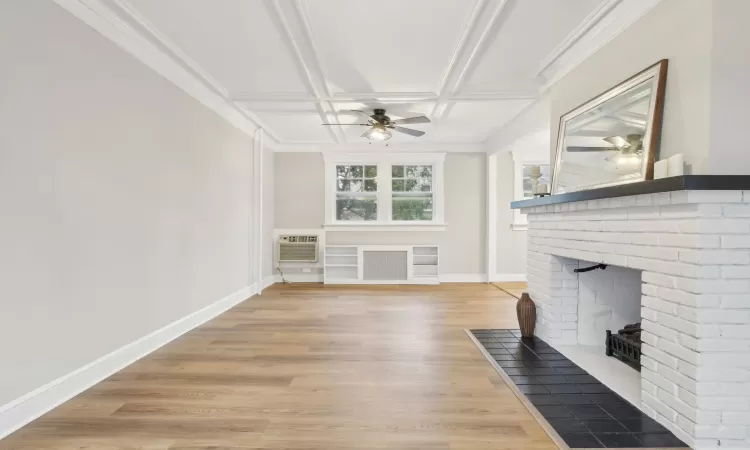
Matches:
[[391, 165, 433, 221], [335, 165, 378, 221], [324, 153, 445, 230], [511, 150, 550, 230]]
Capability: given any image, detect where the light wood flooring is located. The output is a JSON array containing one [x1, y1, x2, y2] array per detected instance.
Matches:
[[1, 283, 554, 450]]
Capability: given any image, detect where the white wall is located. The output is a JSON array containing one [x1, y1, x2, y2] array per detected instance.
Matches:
[[548, 0, 713, 174], [0, 0, 254, 410], [273, 152, 489, 277]]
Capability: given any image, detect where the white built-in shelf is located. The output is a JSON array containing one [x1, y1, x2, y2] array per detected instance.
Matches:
[[323, 244, 439, 285]]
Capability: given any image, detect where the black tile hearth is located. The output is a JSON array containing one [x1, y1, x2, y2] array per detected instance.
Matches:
[[470, 329, 688, 449]]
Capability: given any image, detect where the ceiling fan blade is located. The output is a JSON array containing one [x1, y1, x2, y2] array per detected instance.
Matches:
[[566, 146, 615, 152], [321, 123, 371, 126], [393, 126, 425, 137], [391, 116, 430, 125], [349, 110, 376, 123]]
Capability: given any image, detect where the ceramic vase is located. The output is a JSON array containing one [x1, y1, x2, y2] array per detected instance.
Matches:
[[516, 292, 536, 338]]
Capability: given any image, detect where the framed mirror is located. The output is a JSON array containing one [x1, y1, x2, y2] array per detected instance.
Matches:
[[551, 60, 668, 194]]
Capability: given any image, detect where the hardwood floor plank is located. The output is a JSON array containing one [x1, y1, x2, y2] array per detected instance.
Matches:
[[0, 284, 555, 450]]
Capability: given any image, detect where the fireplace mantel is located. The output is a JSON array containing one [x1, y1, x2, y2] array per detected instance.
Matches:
[[511, 175, 750, 209]]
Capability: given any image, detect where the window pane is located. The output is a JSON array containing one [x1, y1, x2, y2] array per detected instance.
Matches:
[[365, 165, 377, 178], [364, 179, 377, 192], [336, 196, 377, 221], [337, 179, 363, 192], [337, 165, 361, 179], [392, 196, 433, 221], [392, 179, 404, 192], [391, 165, 404, 178]]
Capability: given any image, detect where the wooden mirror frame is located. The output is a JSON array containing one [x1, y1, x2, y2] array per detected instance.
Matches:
[[551, 59, 669, 194]]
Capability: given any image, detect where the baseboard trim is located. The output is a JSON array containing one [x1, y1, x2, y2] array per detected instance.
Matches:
[[0, 285, 255, 439], [261, 275, 276, 291], [275, 273, 323, 283], [439, 274, 488, 283], [489, 273, 527, 282]]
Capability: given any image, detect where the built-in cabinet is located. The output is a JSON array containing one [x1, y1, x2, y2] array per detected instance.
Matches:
[[324, 245, 439, 284]]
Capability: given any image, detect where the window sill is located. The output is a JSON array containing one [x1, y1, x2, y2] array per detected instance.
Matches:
[[324, 222, 447, 232]]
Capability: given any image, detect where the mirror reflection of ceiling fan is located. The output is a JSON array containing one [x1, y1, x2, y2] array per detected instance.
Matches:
[[567, 133, 644, 153], [322, 109, 430, 141]]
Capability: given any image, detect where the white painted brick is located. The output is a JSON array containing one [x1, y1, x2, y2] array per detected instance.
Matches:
[[695, 382, 750, 396], [721, 325, 750, 339], [641, 356, 660, 372], [723, 412, 750, 425], [658, 364, 697, 393], [694, 425, 748, 440], [643, 296, 678, 314], [614, 244, 679, 261], [643, 392, 679, 422], [626, 206, 661, 219], [643, 271, 677, 288], [723, 236, 750, 249], [724, 204, 750, 218], [643, 284, 659, 296], [644, 319, 679, 342], [682, 307, 750, 324], [722, 266, 750, 279], [696, 410, 723, 426], [687, 190, 744, 203], [693, 219, 750, 234], [658, 389, 696, 421], [653, 192, 672, 205], [642, 343, 680, 369], [641, 370, 677, 394], [642, 330, 660, 347], [658, 339, 699, 365], [642, 307, 658, 321], [694, 367, 750, 382], [717, 439, 750, 448], [658, 287, 721, 308], [721, 294, 750, 309], [675, 277, 750, 294], [679, 249, 750, 265], [700, 353, 750, 368], [659, 234, 721, 249], [697, 396, 750, 411]]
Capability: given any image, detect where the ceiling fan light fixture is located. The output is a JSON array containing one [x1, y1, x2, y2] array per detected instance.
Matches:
[[364, 127, 392, 141]]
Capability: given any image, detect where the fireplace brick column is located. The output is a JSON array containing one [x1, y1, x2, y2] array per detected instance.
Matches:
[[522, 191, 750, 450]]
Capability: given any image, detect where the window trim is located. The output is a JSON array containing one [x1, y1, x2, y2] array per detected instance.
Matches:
[[511, 151, 549, 230], [323, 153, 446, 231]]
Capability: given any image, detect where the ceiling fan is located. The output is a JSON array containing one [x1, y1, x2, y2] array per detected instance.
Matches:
[[322, 109, 430, 141], [566, 134, 644, 153]]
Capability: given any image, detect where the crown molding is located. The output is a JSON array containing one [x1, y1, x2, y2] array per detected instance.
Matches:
[[268, 142, 485, 153], [536, 0, 665, 91], [52, 0, 260, 138]]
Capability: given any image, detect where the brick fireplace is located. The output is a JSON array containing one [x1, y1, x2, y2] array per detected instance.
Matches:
[[514, 183, 750, 450]]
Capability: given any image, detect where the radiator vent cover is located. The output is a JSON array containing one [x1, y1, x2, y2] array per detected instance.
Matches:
[[363, 250, 408, 281], [278, 235, 318, 262]]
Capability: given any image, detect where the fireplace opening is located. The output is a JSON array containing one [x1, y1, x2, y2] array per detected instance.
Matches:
[[606, 323, 642, 371]]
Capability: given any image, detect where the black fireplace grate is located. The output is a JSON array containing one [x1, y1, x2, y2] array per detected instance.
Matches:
[[606, 330, 641, 371]]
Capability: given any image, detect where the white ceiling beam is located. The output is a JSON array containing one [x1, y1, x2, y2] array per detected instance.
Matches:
[[263, 0, 346, 143], [431, 0, 513, 122], [232, 90, 537, 104]]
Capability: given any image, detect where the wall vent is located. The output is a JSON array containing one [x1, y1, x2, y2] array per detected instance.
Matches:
[[363, 250, 408, 281]]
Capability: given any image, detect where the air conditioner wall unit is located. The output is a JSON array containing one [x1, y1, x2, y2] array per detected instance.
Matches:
[[277, 235, 319, 263]]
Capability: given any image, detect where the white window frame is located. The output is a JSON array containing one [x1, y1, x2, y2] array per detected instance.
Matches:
[[323, 153, 446, 232], [512, 151, 549, 230]]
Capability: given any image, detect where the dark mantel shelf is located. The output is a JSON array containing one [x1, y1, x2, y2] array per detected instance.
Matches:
[[511, 175, 750, 209]]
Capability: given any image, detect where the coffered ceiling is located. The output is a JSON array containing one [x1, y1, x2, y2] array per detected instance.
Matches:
[[103, 0, 634, 149]]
